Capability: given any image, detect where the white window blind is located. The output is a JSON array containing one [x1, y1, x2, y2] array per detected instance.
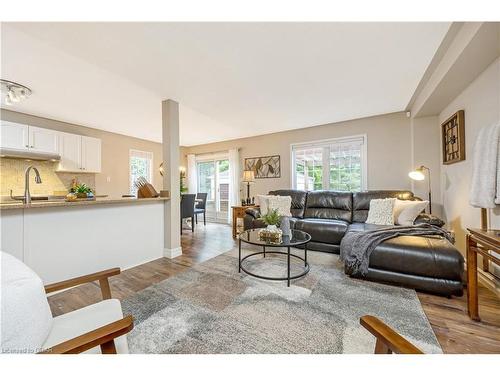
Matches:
[[129, 149, 153, 196], [291, 135, 366, 192]]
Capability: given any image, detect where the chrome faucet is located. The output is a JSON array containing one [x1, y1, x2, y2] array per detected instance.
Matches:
[[24, 166, 42, 204]]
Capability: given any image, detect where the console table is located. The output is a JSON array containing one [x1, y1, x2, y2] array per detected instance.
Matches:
[[231, 205, 258, 238], [466, 228, 500, 321]]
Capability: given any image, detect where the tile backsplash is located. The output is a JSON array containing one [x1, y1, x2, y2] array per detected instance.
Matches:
[[0, 158, 95, 197]]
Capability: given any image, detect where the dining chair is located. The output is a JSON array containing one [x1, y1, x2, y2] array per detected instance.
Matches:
[[180, 194, 196, 234], [195, 192, 208, 226]]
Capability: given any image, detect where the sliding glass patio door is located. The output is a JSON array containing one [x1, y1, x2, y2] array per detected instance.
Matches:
[[197, 158, 229, 223]]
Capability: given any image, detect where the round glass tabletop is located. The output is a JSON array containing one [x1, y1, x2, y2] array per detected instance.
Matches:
[[238, 228, 311, 247]]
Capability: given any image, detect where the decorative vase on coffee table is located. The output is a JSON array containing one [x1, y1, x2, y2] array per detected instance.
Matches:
[[280, 216, 292, 236]]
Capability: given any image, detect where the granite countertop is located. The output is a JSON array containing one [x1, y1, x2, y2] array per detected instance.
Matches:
[[0, 197, 170, 210]]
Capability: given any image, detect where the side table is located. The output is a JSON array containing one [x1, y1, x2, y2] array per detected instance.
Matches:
[[466, 228, 500, 321], [231, 205, 258, 238]]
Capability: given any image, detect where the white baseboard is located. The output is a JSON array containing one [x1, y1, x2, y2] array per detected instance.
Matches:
[[163, 247, 182, 259]]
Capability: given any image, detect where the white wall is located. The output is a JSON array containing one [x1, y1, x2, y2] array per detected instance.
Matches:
[[411, 115, 442, 217], [439, 57, 500, 254], [1, 109, 163, 198], [183, 112, 414, 198]]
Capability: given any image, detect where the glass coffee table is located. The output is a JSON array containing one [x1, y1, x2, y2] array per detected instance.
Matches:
[[238, 228, 311, 287]]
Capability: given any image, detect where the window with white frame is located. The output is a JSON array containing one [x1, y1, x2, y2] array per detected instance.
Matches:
[[129, 149, 153, 196], [291, 135, 366, 192]]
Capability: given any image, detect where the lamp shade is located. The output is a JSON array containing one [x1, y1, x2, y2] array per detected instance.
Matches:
[[408, 169, 425, 180], [242, 170, 255, 182]]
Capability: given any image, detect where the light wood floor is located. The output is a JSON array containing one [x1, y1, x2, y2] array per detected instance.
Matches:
[[48, 223, 500, 354]]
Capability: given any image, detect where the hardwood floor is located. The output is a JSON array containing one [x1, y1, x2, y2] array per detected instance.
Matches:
[[48, 223, 235, 316], [47, 223, 500, 354], [417, 287, 500, 353]]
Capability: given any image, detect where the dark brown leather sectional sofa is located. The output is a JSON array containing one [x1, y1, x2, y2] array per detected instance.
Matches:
[[243, 189, 464, 297]]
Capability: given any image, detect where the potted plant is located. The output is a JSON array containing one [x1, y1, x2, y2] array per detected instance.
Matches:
[[73, 183, 93, 199], [260, 209, 282, 232]]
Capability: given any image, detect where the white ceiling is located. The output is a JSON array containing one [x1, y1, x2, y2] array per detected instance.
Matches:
[[1, 23, 450, 146]]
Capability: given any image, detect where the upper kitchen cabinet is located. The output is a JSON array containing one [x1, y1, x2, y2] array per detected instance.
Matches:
[[57, 132, 101, 173], [28, 126, 59, 154], [1, 121, 101, 173], [0, 121, 29, 150], [58, 131, 81, 172], [81, 136, 101, 173], [1, 121, 58, 154]]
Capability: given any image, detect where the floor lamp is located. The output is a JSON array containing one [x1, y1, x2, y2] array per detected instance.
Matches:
[[409, 165, 432, 214]]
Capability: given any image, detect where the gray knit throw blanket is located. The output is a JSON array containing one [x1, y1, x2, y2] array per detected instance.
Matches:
[[340, 223, 455, 277]]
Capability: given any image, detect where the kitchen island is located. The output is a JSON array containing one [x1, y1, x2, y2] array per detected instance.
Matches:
[[1, 197, 169, 284]]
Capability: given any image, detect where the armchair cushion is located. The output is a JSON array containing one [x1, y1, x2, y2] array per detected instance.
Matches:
[[1, 252, 53, 354], [42, 299, 129, 354]]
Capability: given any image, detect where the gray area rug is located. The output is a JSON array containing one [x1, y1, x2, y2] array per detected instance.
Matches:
[[122, 248, 442, 353]]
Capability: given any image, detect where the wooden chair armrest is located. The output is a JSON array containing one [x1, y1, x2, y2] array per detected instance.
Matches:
[[44, 268, 120, 299], [360, 315, 423, 354], [39, 315, 134, 354]]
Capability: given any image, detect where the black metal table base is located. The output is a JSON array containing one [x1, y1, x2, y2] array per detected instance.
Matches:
[[239, 240, 309, 287]]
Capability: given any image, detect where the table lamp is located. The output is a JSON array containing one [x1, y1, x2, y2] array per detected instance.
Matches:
[[242, 170, 255, 205]]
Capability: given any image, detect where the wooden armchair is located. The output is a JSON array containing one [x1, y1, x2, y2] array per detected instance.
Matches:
[[360, 315, 423, 354], [40, 268, 134, 354]]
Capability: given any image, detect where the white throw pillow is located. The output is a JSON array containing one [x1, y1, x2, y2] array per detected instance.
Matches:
[[256, 195, 273, 215], [394, 199, 429, 226], [1, 252, 53, 354], [256, 195, 292, 217], [365, 198, 397, 225], [267, 195, 292, 217]]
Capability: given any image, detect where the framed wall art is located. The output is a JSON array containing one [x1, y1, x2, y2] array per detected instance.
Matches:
[[244, 155, 281, 179], [441, 110, 465, 165]]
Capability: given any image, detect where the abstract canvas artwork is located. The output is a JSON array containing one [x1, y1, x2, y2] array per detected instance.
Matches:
[[244, 155, 281, 178]]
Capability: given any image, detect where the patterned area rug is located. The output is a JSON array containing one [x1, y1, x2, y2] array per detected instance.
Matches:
[[122, 249, 442, 353]]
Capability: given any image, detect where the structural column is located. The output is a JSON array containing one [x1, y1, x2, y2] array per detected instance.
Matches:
[[162, 99, 182, 258]]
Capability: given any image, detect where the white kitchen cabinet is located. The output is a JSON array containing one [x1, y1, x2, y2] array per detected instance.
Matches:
[[1, 121, 58, 154], [81, 136, 101, 173], [1, 121, 101, 173], [58, 132, 81, 172], [0, 121, 29, 150], [28, 126, 59, 154], [57, 133, 101, 173]]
